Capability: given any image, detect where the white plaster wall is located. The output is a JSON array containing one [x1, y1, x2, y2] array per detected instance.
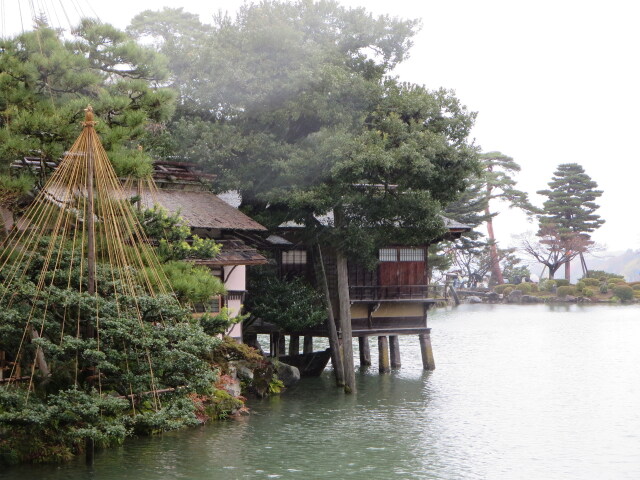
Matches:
[[224, 265, 246, 291], [223, 265, 246, 339]]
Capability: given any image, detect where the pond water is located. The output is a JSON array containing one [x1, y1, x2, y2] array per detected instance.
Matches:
[[2, 304, 640, 479]]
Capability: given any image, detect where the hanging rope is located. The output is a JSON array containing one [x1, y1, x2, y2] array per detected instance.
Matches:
[[0, 106, 176, 410]]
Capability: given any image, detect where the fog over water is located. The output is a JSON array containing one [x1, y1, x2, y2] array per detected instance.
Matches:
[[3, 0, 638, 250]]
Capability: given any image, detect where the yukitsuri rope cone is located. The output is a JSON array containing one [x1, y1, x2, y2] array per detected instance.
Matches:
[[0, 106, 176, 407]]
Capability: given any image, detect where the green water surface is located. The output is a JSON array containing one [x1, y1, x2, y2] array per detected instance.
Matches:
[[2, 304, 640, 479]]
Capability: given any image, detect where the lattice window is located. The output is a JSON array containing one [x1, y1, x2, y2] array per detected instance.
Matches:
[[282, 250, 307, 264], [399, 248, 425, 261], [193, 295, 221, 313], [379, 248, 397, 262]]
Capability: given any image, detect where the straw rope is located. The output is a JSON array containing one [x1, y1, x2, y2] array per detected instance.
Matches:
[[0, 106, 176, 409]]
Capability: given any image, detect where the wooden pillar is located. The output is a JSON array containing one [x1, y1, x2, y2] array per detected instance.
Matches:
[[86, 437, 94, 465], [270, 332, 283, 357], [278, 335, 286, 356], [336, 249, 356, 393], [358, 336, 371, 366], [244, 333, 264, 355], [378, 336, 390, 373], [314, 244, 344, 387], [389, 335, 401, 369], [419, 332, 435, 370], [303, 336, 313, 354], [289, 335, 300, 355]]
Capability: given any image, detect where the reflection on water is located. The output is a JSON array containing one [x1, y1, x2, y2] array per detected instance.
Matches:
[[3, 304, 640, 479]]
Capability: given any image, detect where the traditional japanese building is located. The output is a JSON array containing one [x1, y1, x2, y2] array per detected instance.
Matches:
[[129, 162, 269, 340], [246, 214, 470, 372]]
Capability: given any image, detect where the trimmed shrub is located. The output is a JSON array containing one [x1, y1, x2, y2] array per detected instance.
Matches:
[[582, 287, 595, 297], [539, 279, 557, 292], [557, 286, 577, 298], [575, 280, 586, 293], [599, 282, 609, 294], [632, 284, 640, 291], [555, 279, 570, 287], [582, 278, 600, 287], [493, 284, 511, 294], [517, 283, 532, 294], [613, 285, 634, 302], [503, 286, 514, 296], [609, 278, 627, 285], [587, 270, 624, 282]]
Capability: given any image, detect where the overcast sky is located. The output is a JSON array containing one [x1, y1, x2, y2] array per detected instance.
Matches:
[[4, 0, 639, 251]]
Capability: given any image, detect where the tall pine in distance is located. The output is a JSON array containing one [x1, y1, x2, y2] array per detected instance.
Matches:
[[445, 151, 535, 285], [536, 163, 604, 281]]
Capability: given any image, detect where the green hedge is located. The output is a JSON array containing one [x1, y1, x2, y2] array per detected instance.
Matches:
[[613, 285, 634, 302], [581, 277, 601, 287], [539, 280, 556, 292], [557, 286, 577, 298], [517, 283, 532, 294]]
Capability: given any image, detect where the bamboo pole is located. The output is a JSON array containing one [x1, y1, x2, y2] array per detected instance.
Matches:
[[85, 107, 96, 339]]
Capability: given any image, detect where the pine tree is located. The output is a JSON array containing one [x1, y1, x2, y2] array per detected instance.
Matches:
[[0, 20, 174, 176], [445, 151, 534, 285], [480, 151, 536, 284], [536, 163, 604, 281]]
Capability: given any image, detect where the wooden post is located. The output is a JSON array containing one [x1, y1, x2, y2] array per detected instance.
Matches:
[[389, 335, 401, 369], [378, 336, 390, 373], [269, 333, 277, 357], [289, 335, 300, 355], [449, 285, 460, 306], [303, 336, 313, 354], [336, 249, 356, 393], [244, 333, 263, 355], [358, 336, 371, 366], [419, 332, 435, 370], [278, 334, 286, 356], [30, 327, 51, 379], [314, 244, 344, 386], [85, 437, 94, 465]]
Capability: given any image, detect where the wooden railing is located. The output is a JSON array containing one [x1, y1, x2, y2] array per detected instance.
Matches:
[[349, 284, 446, 301]]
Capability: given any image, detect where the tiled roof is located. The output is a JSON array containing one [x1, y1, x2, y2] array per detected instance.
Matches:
[[440, 215, 472, 231], [280, 212, 471, 232], [132, 189, 267, 231], [193, 240, 268, 266]]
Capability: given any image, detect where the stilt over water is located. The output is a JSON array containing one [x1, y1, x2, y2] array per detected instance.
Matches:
[[289, 335, 300, 355], [389, 336, 401, 369], [419, 331, 435, 370], [303, 336, 313, 354], [358, 336, 371, 366], [378, 336, 390, 373]]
